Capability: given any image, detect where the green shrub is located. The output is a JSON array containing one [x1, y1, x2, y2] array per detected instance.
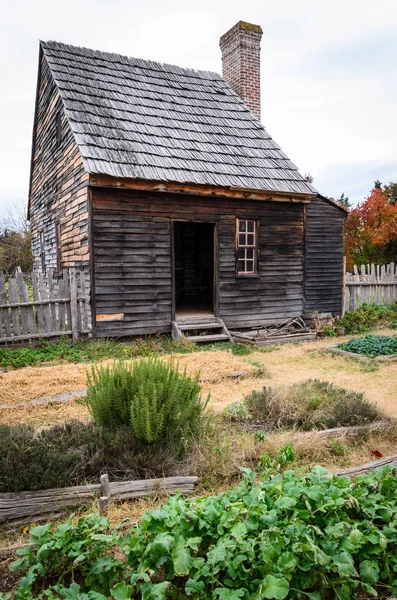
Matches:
[[86, 357, 209, 444], [11, 467, 397, 598], [339, 302, 397, 334], [338, 334, 397, 357], [0, 421, 196, 493], [227, 379, 381, 430]]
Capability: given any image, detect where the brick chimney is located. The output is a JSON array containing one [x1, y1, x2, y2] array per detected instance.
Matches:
[[219, 21, 263, 121]]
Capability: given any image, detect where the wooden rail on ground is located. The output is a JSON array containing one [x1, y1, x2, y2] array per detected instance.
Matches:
[[0, 267, 90, 344], [345, 262, 397, 313], [0, 475, 198, 523]]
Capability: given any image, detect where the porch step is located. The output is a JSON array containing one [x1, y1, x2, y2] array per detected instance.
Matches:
[[178, 322, 224, 332], [185, 334, 230, 343], [172, 317, 232, 343]]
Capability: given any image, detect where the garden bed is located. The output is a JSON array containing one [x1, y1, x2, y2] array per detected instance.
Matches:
[[327, 334, 397, 362]]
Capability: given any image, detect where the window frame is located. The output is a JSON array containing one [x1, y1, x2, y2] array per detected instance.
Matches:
[[235, 219, 259, 276]]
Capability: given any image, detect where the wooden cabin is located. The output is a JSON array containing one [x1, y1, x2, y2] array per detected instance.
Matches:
[[28, 21, 347, 340]]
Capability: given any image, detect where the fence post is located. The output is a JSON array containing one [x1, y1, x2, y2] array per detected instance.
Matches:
[[99, 474, 110, 516], [69, 267, 79, 343], [342, 256, 347, 315]]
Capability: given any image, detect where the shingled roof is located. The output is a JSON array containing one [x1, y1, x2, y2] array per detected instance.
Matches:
[[41, 40, 316, 196]]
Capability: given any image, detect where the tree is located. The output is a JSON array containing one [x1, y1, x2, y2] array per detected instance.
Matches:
[[304, 173, 314, 184], [0, 198, 33, 273], [337, 193, 352, 209], [384, 182, 397, 206], [344, 187, 397, 270]]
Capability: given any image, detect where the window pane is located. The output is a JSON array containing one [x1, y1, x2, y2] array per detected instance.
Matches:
[[239, 220, 246, 232], [238, 233, 246, 246], [247, 233, 255, 246], [246, 260, 254, 272], [247, 221, 254, 232], [246, 248, 254, 260], [237, 259, 246, 273], [237, 247, 246, 259]]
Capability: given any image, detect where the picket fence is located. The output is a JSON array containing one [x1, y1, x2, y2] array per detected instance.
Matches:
[[344, 263, 397, 313], [0, 267, 91, 344]]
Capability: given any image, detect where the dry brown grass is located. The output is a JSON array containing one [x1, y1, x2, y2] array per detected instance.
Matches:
[[0, 351, 255, 406], [1, 330, 396, 426]]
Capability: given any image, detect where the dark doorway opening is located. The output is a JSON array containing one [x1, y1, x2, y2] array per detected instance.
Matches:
[[173, 222, 215, 316]]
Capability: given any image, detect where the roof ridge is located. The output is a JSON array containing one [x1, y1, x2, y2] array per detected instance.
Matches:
[[41, 40, 223, 80]]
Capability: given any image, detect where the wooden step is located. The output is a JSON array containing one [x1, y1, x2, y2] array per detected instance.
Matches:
[[179, 322, 224, 331], [185, 334, 230, 343]]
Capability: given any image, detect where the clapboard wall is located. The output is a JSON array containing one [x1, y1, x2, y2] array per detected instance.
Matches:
[[304, 195, 346, 315], [29, 52, 90, 272], [92, 188, 306, 337]]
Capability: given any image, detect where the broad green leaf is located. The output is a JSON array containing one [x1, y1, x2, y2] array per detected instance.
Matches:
[[214, 588, 245, 600], [29, 523, 52, 542], [185, 579, 205, 596], [360, 560, 380, 584], [111, 582, 134, 600], [335, 552, 356, 576], [261, 575, 290, 599], [172, 539, 192, 575], [142, 582, 170, 600]]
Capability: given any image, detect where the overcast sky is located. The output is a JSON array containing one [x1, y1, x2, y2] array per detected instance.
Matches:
[[1, 0, 396, 219]]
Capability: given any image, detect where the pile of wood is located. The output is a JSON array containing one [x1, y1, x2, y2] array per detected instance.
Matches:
[[230, 317, 317, 346]]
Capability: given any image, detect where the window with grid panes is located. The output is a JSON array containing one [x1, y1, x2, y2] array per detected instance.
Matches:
[[236, 219, 257, 274]]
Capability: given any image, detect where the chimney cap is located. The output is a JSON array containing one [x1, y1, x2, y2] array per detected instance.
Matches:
[[220, 20, 263, 46]]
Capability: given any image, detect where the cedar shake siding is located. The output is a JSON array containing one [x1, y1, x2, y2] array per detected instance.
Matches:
[[92, 187, 305, 337], [29, 52, 90, 273], [304, 196, 346, 315]]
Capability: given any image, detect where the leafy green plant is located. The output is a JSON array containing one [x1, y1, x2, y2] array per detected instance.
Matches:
[[323, 325, 337, 337], [7, 467, 397, 599], [125, 466, 397, 600], [259, 442, 295, 471], [86, 358, 209, 444], [9, 514, 125, 597], [338, 334, 397, 357], [222, 400, 251, 422]]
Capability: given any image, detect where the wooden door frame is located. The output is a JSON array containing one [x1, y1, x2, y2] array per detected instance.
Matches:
[[171, 220, 218, 320]]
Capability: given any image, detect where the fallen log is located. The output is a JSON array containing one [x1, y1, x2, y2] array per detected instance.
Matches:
[[335, 454, 397, 478], [0, 476, 198, 523]]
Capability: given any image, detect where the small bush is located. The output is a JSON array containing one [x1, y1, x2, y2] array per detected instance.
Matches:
[[86, 357, 209, 444], [225, 379, 382, 431], [338, 334, 397, 357], [0, 420, 202, 493], [339, 302, 397, 334]]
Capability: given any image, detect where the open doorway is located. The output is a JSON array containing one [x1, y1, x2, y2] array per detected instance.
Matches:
[[173, 222, 215, 316]]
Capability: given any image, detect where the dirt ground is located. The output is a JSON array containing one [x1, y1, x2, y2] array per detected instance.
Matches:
[[0, 330, 396, 428]]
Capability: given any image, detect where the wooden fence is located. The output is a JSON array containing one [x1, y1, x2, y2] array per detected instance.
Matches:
[[344, 263, 397, 313], [0, 475, 198, 523], [0, 267, 91, 344]]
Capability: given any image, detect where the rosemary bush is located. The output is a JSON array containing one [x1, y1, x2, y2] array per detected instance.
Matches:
[[86, 357, 209, 444]]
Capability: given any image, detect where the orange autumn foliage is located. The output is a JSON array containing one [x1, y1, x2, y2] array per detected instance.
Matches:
[[345, 188, 397, 270]]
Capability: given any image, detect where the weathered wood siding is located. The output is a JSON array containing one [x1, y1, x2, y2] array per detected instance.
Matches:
[[304, 196, 346, 315], [29, 53, 90, 272], [92, 188, 305, 336]]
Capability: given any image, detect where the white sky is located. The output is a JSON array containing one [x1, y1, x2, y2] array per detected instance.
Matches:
[[1, 0, 396, 218]]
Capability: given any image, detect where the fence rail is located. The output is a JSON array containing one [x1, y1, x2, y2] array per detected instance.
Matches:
[[0, 267, 90, 344], [344, 262, 397, 313]]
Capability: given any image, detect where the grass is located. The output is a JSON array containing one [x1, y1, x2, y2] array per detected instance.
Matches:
[[0, 336, 279, 370]]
